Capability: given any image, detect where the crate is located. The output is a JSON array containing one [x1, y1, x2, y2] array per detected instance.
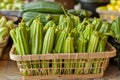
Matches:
[[0, 35, 9, 58], [10, 43, 116, 80], [96, 9, 120, 23]]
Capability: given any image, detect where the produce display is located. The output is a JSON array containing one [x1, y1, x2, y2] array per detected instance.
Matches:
[[0, 0, 118, 79], [10, 15, 111, 55], [0, 0, 24, 10], [97, 0, 120, 21], [21, 1, 64, 13], [10, 7, 112, 75], [96, 0, 120, 70], [21, 1, 64, 25], [97, 0, 120, 11], [111, 17, 120, 42], [68, 9, 91, 21], [0, 16, 14, 42], [21, 1, 91, 25], [109, 17, 120, 64]]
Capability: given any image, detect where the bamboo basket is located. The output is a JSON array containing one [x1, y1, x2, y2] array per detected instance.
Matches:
[[96, 9, 120, 23], [0, 35, 9, 58], [10, 43, 116, 80]]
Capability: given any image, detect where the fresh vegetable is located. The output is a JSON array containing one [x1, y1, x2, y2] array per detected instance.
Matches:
[[99, 22, 111, 34], [10, 13, 113, 75], [0, 27, 9, 41], [63, 33, 74, 74], [22, 11, 61, 25], [0, 16, 14, 42], [87, 31, 100, 52], [21, 1, 64, 14], [97, 0, 120, 12], [77, 32, 88, 53], [42, 24, 55, 75], [55, 28, 68, 53], [68, 9, 91, 21], [30, 17, 43, 54], [42, 24, 55, 54], [111, 17, 120, 41], [6, 20, 14, 30], [0, 16, 7, 28], [0, 0, 24, 10], [97, 0, 120, 21]]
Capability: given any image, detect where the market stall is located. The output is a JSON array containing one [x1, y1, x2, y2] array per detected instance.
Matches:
[[0, 0, 120, 80]]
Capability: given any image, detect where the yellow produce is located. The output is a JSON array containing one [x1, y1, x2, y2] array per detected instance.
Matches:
[[4, 0, 13, 3], [6, 4, 12, 10], [0, 16, 14, 42], [0, 2, 5, 8], [97, 0, 120, 21], [110, 0, 117, 5], [115, 5, 120, 11], [97, 6, 107, 11], [98, 0, 120, 12], [107, 4, 117, 11], [117, 1, 120, 5], [0, 0, 24, 10]]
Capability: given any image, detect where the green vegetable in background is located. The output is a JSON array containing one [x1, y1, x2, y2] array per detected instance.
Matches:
[[21, 1, 64, 14]]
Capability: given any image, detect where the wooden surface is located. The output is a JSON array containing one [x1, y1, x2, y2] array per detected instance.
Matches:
[[0, 39, 120, 80], [0, 39, 22, 80]]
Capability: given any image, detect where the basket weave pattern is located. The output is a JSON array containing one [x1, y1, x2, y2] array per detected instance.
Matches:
[[10, 43, 116, 79]]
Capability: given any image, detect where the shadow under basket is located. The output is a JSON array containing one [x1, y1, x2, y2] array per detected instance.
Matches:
[[10, 43, 116, 80]]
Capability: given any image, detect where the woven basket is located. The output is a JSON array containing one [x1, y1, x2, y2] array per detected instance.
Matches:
[[10, 43, 116, 80], [96, 9, 120, 23]]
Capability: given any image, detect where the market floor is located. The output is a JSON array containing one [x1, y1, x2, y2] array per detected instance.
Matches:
[[0, 40, 120, 80]]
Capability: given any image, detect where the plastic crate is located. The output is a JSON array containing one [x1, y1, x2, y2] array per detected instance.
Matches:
[[10, 43, 116, 80]]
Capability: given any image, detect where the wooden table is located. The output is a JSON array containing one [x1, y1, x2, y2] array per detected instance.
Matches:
[[0, 40, 120, 80], [0, 40, 22, 80]]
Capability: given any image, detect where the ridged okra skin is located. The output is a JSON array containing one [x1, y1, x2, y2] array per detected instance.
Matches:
[[30, 18, 43, 54], [0, 16, 7, 28], [55, 28, 68, 53], [87, 31, 100, 52], [42, 24, 55, 54]]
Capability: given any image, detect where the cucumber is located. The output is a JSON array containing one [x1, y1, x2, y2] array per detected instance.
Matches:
[[22, 11, 61, 25], [21, 1, 64, 14]]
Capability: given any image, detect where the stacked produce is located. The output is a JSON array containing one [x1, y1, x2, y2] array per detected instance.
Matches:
[[0, 0, 24, 10], [68, 9, 91, 21], [10, 7, 112, 75], [97, 0, 120, 12], [111, 17, 120, 42], [97, 0, 120, 21], [21, 1, 64, 25], [21, 1, 91, 26], [109, 17, 120, 63], [0, 16, 14, 42]]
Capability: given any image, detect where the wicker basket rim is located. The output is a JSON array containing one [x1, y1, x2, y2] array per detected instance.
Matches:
[[96, 9, 120, 15], [22, 73, 104, 79], [9, 43, 116, 61]]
